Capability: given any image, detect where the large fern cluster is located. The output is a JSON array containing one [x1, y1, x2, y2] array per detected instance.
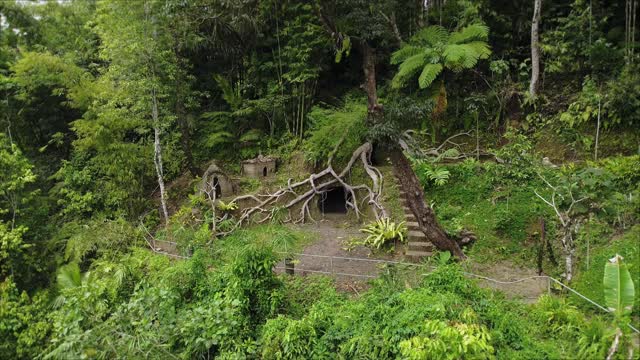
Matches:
[[391, 24, 491, 91]]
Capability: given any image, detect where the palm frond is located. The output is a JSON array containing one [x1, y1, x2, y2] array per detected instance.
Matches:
[[239, 128, 263, 142], [57, 262, 82, 291], [391, 53, 426, 89], [390, 45, 423, 65], [205, 131, 234, 148], [449, 23, 489, 44], [201, 111, 232, 120], [418, 63, 443, 89], [213, 74, 242, 110], [412, 25, 448, 46]]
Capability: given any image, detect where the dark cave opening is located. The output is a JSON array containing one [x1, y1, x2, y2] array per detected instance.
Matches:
[[318, 187, 351, 214]]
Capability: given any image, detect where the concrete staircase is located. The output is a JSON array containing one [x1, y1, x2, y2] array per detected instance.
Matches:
[[395, 175, 434, 261]]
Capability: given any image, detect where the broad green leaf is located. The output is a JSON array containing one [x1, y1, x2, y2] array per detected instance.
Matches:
[[603, 254, 635, 315]]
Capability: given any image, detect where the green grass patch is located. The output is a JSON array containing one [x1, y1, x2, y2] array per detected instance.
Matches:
[[572, 225, 640, 317]]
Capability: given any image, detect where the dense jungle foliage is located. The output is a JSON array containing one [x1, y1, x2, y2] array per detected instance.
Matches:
[[1, 0, 639, 358]]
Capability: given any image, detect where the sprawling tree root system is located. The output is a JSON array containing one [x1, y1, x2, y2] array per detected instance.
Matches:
[[230, 142, 386, 228], [228, 142, 468, 259]]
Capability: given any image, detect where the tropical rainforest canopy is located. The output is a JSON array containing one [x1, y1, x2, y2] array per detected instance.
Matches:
[[0, 0, 639, 359]]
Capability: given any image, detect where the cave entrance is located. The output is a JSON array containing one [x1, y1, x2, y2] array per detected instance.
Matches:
[[263, 166, 268, 177], [212, 176, 222, 198], [318, 187, 351, 214]]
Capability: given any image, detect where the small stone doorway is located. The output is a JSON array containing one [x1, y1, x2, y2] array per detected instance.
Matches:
[[212, 177, 222, 198]]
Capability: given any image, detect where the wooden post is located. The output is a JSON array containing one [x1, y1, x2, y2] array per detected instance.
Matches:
[[285, 258, 294, 275]]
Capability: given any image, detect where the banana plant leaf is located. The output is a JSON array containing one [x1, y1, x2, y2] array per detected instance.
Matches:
[[603, 254, 635, 315]]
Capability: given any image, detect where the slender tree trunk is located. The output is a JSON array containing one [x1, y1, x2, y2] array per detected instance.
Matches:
[[595, 98, 601, 161], [381, 11, 403, 46], [537, 218, 545, 275], [530, 0, 542, 98], [606, 328, 622, 360], [152, 89, 169, 224], [560, 225, 574, 282], [417, 0, 426, 28], [391, 148, 466, 259]]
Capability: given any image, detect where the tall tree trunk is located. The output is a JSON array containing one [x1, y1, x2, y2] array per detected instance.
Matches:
[[594, 98, 601, 161], [391, 148, 466, 259], [530, 0, 542, 98], [152, 88, 169, 224], [175, 74, 198, 177], [362, 42, 381, 118]]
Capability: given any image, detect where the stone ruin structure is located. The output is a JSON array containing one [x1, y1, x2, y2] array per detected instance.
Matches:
[[242, 155, 276, 178], [200, 162, 235, 198]]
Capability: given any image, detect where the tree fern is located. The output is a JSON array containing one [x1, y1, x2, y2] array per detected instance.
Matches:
[[391, 23, 491, 93], [418, 63, 443, 89], [443, 44, 469, 71], [466, 41, 492, 60], [392, 53, 426, 88], [413, 25, 449, 46], [448, 24, 489, 44], [390, 45, 422, 65]]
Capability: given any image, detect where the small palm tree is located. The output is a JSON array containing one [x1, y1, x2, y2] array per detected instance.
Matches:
[[54, 262, 92, 307]]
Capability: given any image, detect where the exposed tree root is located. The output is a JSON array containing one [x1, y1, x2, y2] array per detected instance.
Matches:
[[400, 130, 499, 161], [223, 140, 469, 261], [224, 142, 387, 234]]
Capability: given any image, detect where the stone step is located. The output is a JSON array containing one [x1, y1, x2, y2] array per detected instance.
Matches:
[[405, 221, 420, 229], [405, 250, 433, 261], [408, 241, 434, 252], [407, 230, 427, 239]]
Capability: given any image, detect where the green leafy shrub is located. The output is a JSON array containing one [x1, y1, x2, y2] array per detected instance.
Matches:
[[0, 278, 51, 359], [399, 318, 494, 359], [358, 218, 407, 250], [490, 130, 537, 183], [413, 159, 451, 187]]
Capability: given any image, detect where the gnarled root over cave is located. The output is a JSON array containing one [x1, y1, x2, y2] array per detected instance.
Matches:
[[224, 142, 469, 260], [227, 142, 387, 232]]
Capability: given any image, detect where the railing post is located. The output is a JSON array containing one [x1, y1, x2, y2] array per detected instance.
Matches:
[[330, 256, 334, 276], [285, 257, 294, 275]]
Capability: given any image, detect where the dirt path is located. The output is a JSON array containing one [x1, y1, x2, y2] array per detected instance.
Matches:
[[278, 215, 548, 301], [465, 261, 549, 303], [278, 214, 404, 292]]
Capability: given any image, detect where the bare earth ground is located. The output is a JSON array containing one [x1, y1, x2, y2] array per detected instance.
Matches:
[[464, 261, 549, 303], [277, 214, 404, 293], [279, 214, 548, 301]]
